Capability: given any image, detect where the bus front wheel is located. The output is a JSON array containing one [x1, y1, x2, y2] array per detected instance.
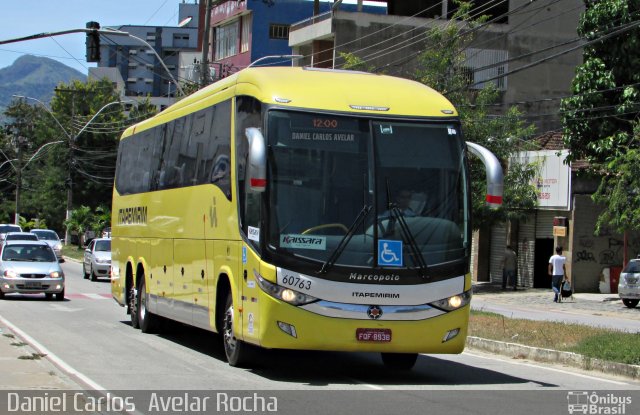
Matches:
[[381, 353, 418, 370], [222, 291, 252, 367]]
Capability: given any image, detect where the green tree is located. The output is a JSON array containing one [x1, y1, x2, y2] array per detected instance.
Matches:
[[91, 205, 111, 235], [561, 0, 640, 166], [63, 205, 94, 247], [561, 1, 640, 234], [413, 1, 539, 229]]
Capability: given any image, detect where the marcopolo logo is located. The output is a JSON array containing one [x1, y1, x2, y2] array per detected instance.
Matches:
[[566, 391, 632, 414]]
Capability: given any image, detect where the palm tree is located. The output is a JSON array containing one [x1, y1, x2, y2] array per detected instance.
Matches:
[[64, 206, 94, 247]]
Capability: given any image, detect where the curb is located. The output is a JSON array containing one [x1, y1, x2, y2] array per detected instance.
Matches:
[[466, 336, 640, 381]]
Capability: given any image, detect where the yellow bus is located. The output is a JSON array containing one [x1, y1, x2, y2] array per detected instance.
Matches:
[[111, 66, 503, 369]]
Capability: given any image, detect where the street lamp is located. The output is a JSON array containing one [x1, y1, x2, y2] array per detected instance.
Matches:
[[11, 96, 131, 243]]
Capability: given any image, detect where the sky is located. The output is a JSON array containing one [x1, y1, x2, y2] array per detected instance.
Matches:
[[0, 0, 380, 75], [0, 0, 194, 74]]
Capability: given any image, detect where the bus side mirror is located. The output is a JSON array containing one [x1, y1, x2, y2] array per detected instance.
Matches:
[[466, 142, 503, 209], [245, 127, 266, 193]]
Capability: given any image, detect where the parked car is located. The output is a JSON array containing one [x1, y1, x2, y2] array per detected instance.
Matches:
[[30, 229, 63, 259], [4, 232, 39, 241], [619, 259, 640, 308], [83, 238, 111, 281], [0, 224, 22, 242], [0, 240, 65, 300]]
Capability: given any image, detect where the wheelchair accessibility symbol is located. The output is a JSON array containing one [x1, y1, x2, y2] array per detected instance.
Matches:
[[378, 240, 403, 267]]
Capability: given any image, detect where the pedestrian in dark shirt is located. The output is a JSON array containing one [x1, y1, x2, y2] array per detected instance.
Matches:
[[502, 245, 518, 291]]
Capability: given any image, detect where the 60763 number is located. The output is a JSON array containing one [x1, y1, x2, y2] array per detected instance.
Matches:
[[282, 275, 312, 291]]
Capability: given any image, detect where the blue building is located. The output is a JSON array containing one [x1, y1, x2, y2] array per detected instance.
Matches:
[[208, 0, 386, 77]]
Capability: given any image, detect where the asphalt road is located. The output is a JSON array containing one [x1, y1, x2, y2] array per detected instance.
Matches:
[[1, 261, 639, 415]]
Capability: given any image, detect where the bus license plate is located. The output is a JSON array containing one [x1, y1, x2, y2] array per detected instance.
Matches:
[[356, 328, 391, 342]]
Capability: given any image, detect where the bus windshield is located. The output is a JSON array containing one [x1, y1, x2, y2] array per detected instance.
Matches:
[[266, 110, 469, 272]]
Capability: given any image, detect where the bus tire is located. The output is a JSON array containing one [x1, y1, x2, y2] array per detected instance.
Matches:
[[381, 353, 418, 370], [622, 299, 639, 308], [222, 291, 252, 367], [129, 283, 140, 329], [138, 275, 159, 333]]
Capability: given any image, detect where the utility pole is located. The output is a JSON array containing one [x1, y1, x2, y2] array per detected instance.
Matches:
[[55, 87, 79, 245], [200, 0, 213, 87], [8, 113, 32, 226]]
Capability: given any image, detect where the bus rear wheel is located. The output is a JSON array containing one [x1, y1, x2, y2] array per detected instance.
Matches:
[[622, 299, 639, 308], [138, 275, 159, 333], [381, 353, 418, 370], [129, 284, 140, 329], [222, 291, 252, 367]]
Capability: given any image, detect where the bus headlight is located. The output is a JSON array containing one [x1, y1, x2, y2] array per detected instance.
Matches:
[[430, 290, 472, 311], [255, 273, 318, 306]]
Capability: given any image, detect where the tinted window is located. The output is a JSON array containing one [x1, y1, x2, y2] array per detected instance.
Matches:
[[0, 225, 21, 233], [6, 234, 38, 241], [115, 100, 231, 198], [2, 244, 56, 262], [32, 230, 60, 241], [94, 240, 111, 252], [623, 261, 640, 273]]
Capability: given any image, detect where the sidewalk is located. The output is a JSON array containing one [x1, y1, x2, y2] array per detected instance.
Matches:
[[0, 319, 81, 390], [471, 283, 640, 333]]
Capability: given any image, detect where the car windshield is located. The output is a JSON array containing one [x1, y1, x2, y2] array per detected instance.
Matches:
[[2, 245, 56, 262], [6, 234, 38, 241], [32, 230, 59, 241], [623, 261, 640, 273], [0, 225, 21, 234], [95, 240, 111, 252], [265, 111, 468, 269]]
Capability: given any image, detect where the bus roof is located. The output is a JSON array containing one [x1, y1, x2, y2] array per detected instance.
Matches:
[[124, 67, 457, 137]]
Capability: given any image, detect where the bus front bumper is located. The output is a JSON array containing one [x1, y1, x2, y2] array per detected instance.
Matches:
[[251, 294, 469, 354]]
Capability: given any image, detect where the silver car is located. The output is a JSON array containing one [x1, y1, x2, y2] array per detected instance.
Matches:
[[83, 238, 111, 281], [4, 232, 39, 241], [30, 229, 63, 259], [619, 259, 640, 308], [0, 224, 22, 242], [0, 240, 65, 300]]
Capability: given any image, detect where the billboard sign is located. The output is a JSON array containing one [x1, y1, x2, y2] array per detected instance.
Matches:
[[512, 150, 571, 211]]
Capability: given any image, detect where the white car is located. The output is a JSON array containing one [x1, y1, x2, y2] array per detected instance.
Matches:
[[619, 259, 640, 308], [0, 224, 22, 242], [0, 240, 65, 300], [83, 238, 111, 281], [30, 229, 63, 259]]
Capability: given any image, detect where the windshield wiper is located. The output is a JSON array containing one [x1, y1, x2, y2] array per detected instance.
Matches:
[[384, 179, 429, 278], [320, 204, 372, 274]]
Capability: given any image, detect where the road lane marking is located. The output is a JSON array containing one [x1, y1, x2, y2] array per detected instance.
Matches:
[[65, 293, 111, 300], [0, 314, 107, 390], [462, 350, 629, 385]]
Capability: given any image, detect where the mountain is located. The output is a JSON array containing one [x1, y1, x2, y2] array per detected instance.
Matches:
[[0, 55, 86, 111]]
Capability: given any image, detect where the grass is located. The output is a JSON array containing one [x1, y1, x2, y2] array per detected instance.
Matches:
[[469, 310, 640, 365], [61, 244, 84, 261]]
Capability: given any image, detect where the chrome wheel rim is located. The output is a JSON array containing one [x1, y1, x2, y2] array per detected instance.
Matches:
[[223, 305, 236, 355]]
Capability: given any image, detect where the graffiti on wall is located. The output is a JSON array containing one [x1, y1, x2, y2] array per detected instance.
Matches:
[[576, 235, 640, 266]]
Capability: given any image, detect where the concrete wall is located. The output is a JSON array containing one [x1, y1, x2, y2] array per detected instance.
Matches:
[[570, 194, 640, 293], [320, 0, 583, 133]]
